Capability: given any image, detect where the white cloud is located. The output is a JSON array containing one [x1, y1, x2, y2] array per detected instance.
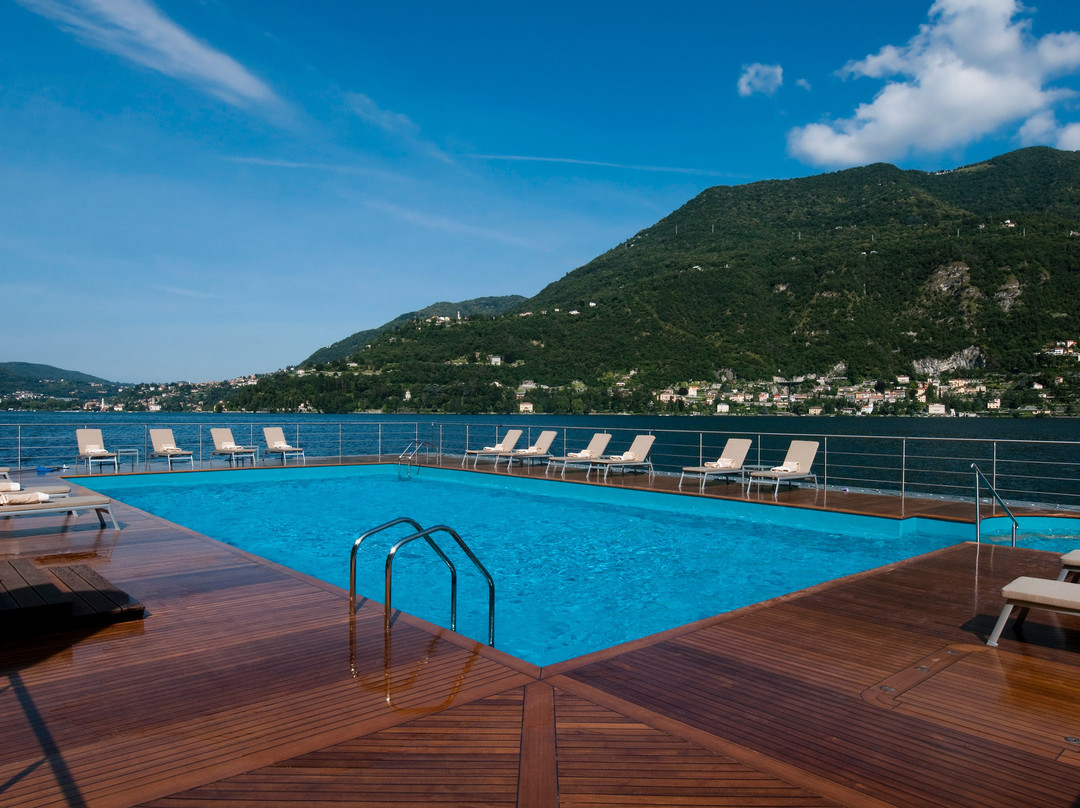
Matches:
[[788, 0, 1080, 167], [347, 93, 422, 137], [796, 78, 812, 91], [346, 92, 452, 163], [1059, 122, 1080, 150], [737, 63, 783, 97], [15, 0, 280, 109]]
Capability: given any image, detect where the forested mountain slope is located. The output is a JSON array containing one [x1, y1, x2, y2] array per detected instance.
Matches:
[[232, 147, 1080, 413]]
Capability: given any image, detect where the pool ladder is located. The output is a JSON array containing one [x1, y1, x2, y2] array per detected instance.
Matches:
[[972, 463, 1018, 546], [350, 517, 495, 646], [397, 441, 438, 478]]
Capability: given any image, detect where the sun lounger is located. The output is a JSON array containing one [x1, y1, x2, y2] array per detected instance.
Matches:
[[546, 433, 612, 478], [76, 428, 118, 474], [1057, 550, 1080, 583], [462, 429, 523, 468], [263, 427, 305, 465], [679, 438, 753, 491], [746, 440, 819, 498], [586, 435, 656, 480], [210, 428, 258, 466], [497, 430, 557, 471], [0, 480, 70, 498], [149, 429, 195, 470], [986, 576, 1080, 646], [0, 493, 119, 529]]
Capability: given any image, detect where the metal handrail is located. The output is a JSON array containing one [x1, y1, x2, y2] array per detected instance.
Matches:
[[385, 525, 495, 647], [350, 517, 456, 613], [972, 463, 1019, 546], [397, 440, 437, 478]]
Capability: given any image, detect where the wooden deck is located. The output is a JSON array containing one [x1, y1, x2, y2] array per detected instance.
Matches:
[[1, 463, 1079, 807]]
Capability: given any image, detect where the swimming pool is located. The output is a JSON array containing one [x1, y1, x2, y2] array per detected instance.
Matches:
[[85, 465, 985, 665]]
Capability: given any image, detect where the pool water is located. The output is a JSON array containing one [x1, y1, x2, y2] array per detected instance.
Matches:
[[86, 465, 981, 666]]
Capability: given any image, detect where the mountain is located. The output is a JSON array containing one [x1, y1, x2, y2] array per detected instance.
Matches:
[[228, 147, 1080, 414], [0, 362, 119, 399], [303, 295, 528, 365]]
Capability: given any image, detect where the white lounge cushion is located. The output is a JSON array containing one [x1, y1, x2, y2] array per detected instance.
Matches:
[[0, 481, 21, 492], [1, 491, 49, 505], [1061, 550, 1080, 568], [1002, 576, 1080, 610]]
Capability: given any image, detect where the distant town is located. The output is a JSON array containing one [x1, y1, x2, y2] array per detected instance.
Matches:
[[6, 339, 1078, 417]]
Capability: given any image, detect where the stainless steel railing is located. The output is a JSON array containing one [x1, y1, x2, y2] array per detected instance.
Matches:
[[972, 463, 1019, 546], [3, 419, 1079, 511]]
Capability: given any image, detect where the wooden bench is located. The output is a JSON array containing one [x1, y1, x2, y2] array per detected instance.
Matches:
[[1, 558, 144, 637]]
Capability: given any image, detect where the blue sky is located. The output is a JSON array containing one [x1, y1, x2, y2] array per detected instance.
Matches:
[[4, 0, 1080, 383]]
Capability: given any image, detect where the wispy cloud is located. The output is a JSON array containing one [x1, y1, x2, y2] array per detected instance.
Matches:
[[465, 154, 740, 179], [346, 92, 452, 163], [788, 0, 1080, 167], [363, 199, 540, 249], [737, 63, 783, 97], [15, 0, 280, 109], [224, 156, 411, 183]]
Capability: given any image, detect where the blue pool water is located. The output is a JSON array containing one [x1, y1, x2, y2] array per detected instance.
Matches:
[[85, 465, 991, 665]]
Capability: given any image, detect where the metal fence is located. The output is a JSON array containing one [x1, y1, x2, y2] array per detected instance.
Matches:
[[2, 419, 1078, 512]]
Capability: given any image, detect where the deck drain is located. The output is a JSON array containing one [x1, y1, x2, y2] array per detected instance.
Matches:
[[916, 666, 930, 672], [1066, 737, 1080, 745], [880, 686, 896, 693]]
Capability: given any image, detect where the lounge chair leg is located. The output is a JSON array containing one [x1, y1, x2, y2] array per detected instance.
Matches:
[[986, 603, 1014, 646], [1013, 606, 1030, 628]]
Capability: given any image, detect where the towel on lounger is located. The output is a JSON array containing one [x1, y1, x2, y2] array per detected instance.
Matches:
[[1, 491, 49, 505], [569, 449, 593, 458], [0, 481, 21, 492], [614, 451, 636, 462], [482, 443, 503, 452], [705, 458, 734, 469], [84, 444, 110, 455], [272, 441, 291, 449], [771, 462, 799, 473]]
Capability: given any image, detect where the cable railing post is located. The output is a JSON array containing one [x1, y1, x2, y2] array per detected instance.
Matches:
[[901, 438, 907, 515], [992, 441, 998, 517], [822, 436, 828, 503], [974, 467, 981, 544]]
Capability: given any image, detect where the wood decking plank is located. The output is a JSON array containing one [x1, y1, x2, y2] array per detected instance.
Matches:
[[4, 467, 1080, 807]]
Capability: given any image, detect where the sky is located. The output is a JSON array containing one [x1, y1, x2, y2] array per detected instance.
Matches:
[[4, 0, 1080, 383]]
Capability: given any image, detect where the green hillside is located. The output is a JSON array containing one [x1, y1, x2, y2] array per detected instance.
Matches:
[[303, 295, 528, 365], [228, 147, 1080, 414], [0, 362, 119, 399]]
